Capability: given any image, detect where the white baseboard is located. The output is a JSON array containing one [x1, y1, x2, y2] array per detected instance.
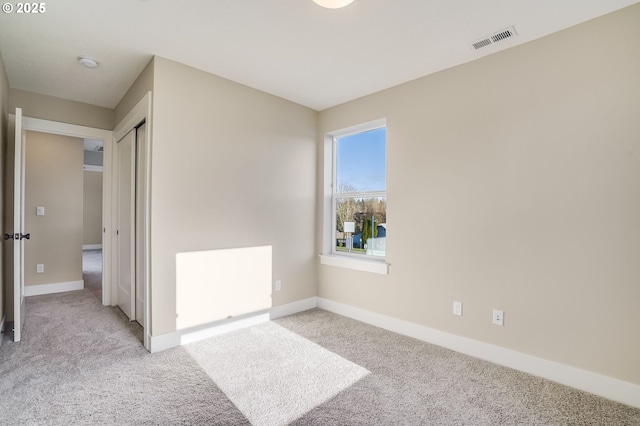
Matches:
[[317, 297, 640, 409], [83, 244, 102, 250], [150, 312, 271, 353], [270, 297, 318, 319], [25, 280, 85, 297], [149, 297, 321, 353], [83, 165, 103, 172]]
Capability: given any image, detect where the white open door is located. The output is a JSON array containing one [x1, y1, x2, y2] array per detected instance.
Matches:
[[10, 108, 26, 342]]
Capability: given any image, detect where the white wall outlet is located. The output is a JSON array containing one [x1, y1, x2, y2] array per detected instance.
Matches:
[[453, 301, 462, 316], [36, 206, 45, 216], [275, 280, 282, 291], [492, 309, 504, 326], [36, 264, 44, 273]]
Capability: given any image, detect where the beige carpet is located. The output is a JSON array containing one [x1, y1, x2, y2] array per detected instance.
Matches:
[[82, 248, 102, 302], [1, 285, 639, 424], [186, 322, 369, 425]]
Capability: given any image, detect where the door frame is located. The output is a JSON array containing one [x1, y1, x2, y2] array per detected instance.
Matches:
[[19, 116, 112, 304], [14, 91, 152, 351], [112, 92, 152, 350]]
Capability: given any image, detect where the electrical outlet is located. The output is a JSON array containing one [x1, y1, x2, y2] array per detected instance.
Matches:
[[275, 280, 282, 291], [36, 264, 44, 273], [492, 309, 504, 326], [453, 301, 462, 316]]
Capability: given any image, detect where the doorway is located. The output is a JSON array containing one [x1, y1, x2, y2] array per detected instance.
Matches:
[[82, 139, 105, 302], [5, 114, 112, 342], [8, 92, 151, 350], [23, 131, 89, 297]]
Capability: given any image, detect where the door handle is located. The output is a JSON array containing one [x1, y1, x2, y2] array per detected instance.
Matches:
[[4, 233, 30, 240]]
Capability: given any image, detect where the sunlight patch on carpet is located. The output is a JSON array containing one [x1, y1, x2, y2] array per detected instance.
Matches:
[[185, 322, 370, 426]]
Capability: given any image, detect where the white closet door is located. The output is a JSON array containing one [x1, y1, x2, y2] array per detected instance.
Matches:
[[117, 129, 136, 320], [135, 123, 146, 327]]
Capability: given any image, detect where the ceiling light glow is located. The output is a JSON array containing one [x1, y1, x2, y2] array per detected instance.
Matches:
[[313, 0, 354, 9]]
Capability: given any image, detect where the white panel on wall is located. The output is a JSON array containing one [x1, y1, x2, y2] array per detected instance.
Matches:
[[176, 245, 272, 330]]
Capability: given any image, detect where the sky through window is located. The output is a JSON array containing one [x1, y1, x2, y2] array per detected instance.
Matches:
[[336, 127, 386, 192]]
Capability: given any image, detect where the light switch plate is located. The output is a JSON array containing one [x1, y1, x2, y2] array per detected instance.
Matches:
[[37, 207, 45, 216]]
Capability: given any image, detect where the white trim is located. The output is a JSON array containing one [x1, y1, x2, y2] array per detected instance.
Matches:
[[319, 254, 389, 275], [113, 92, 151, 140], [180, 313, 270, 346], [327, 118, 387, 140], [149, 312, 270, 353], [316, 297, 640, 409], [148, 334, 177, 353], [83, 164, 103, 172], [24, 280, 84, 297], [149, 298, 320, 353], [322, 134, 333, 256], [112, 91, 152, 351], [83, 244, 103, 250], [19, 116, 113, 309], [322, 118, 388, 263], [21, 117, 111, 141], [270, 297, 318, 319]]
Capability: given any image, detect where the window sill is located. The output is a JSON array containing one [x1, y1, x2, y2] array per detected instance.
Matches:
[[319, 254, 389, 275]]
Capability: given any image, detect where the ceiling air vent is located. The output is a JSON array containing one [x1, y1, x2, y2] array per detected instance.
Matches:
[[471, 26, 517, 50]]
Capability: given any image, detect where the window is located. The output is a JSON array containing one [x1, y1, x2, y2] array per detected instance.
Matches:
[[332, 123, 386, 259]]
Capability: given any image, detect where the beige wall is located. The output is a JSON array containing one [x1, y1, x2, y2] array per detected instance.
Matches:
[[0, 53, 8, 323], [25, 131, 84, 286], [83, 170, 103, 246], [317, 5, 640, 385], [150, 57, 317, 335], [115, 58, 154, 125], [9, 89, 114, 130]]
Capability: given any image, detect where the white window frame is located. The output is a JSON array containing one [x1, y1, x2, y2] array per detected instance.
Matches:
[[320, 118, 389, 275]]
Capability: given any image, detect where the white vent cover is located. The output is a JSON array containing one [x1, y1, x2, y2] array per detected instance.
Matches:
[[83, 137, 104, 152], [471, 26, 518, 50]]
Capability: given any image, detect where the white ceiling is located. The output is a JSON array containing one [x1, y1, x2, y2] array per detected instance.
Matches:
[[0, 0, 638, 111]]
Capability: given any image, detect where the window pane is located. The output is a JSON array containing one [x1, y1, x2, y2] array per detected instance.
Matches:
[[335, 196, 386, 257], [336, 127, 386, 193]]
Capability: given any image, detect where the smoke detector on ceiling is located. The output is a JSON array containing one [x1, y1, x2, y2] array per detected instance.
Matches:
[[471, 26, 518, 50], [78, 55, 99, 68], [313, 0, 354, 8]]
